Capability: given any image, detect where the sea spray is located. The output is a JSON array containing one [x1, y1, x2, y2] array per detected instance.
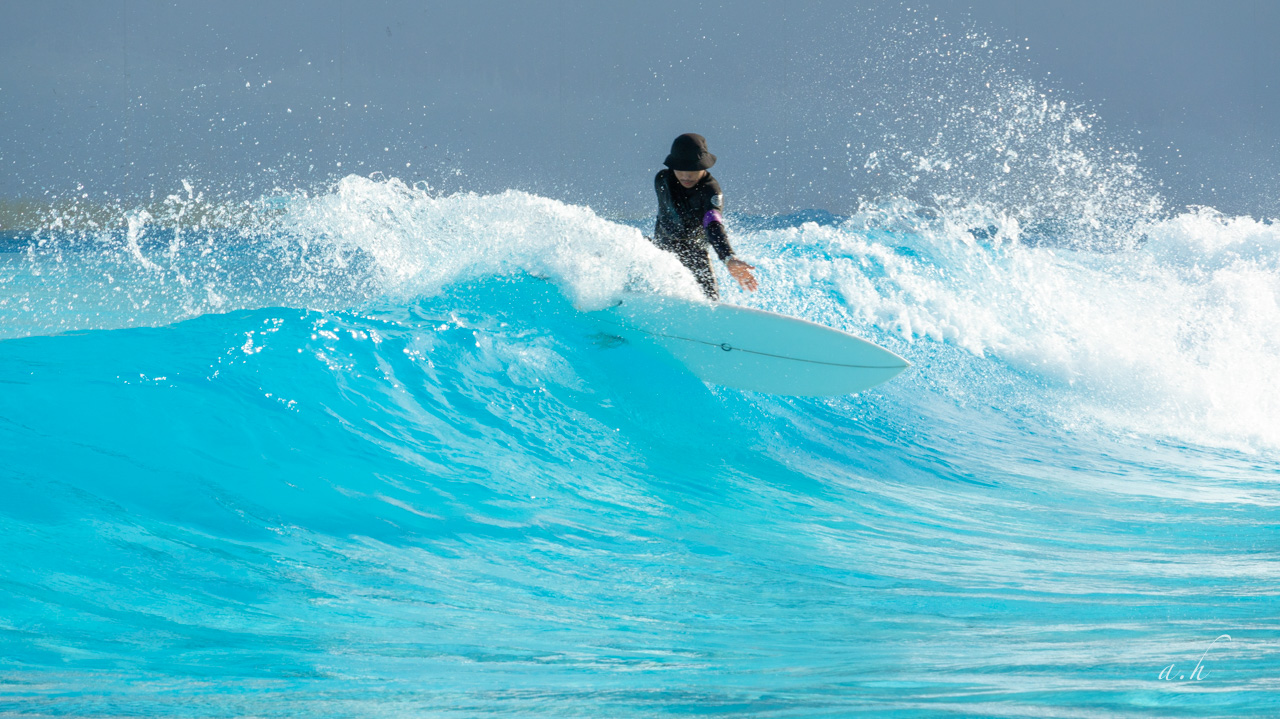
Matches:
[[279, 175, 703, 308]]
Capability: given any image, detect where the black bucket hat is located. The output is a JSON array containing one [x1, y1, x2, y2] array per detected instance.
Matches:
[[663, 133, 717, 171]]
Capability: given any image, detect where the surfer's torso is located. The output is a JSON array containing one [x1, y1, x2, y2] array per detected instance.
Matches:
[[653, 170, 734, 260]]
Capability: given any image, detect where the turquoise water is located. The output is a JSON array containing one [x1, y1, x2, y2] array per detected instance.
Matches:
[[2, 180, 1278, 716]]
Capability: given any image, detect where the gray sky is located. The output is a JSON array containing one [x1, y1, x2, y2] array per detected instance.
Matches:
[[2, 1, 1277, 218]]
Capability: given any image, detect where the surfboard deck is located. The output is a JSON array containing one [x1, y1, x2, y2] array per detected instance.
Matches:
[[594, 294, 909, 396]]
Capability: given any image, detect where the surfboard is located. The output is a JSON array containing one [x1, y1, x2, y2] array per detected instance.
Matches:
[[595, 294, 909, 396]]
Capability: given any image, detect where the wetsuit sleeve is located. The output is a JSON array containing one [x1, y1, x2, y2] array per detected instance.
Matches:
[[700, 178, 734, 260], [705, 217, 733, 261]]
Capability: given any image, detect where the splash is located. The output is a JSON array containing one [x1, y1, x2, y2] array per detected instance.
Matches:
[[789, 9, 1164, 244]]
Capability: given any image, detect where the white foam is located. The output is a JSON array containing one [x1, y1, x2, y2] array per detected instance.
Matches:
[[281, 175, 703, 309], [735, 205, 1280, 451]]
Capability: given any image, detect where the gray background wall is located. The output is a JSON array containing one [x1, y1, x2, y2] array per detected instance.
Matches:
[[2, 1, 1277, 218]]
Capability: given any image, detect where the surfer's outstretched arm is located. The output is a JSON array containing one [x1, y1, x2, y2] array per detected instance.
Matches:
[[704, 213, 758, 292]]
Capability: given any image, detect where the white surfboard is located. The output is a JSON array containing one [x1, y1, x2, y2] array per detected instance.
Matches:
[[595, 294, 909, 396]]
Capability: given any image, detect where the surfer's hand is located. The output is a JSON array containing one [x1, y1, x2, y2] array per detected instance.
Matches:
[[727, 257, 758, 292]]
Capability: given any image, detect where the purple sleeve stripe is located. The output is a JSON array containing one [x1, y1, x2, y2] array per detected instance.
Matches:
[[703, 209, 723, 227]]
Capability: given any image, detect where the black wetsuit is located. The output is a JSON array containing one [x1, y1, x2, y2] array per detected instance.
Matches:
[[652, 170, 735, 299]]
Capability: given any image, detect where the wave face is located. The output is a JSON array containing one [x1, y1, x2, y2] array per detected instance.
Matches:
[[2, 180, 1279, 716]]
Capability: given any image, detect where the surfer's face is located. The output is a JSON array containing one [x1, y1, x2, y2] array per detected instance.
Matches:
[[674, 169, 706, 188]]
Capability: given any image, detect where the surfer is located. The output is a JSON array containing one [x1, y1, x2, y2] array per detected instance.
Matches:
[[652, 133, 758, 300]]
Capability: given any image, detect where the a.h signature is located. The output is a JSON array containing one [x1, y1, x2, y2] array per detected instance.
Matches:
[[1158, 634, 1231, 682]]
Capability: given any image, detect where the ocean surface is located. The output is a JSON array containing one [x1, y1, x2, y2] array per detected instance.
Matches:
[[2, 175, 1279, 717]]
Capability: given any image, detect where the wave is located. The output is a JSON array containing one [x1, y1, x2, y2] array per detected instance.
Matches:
[[3, 180, 1279, 715], [4, 177, 1279, 452], [4, 259, 1277, 713]]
